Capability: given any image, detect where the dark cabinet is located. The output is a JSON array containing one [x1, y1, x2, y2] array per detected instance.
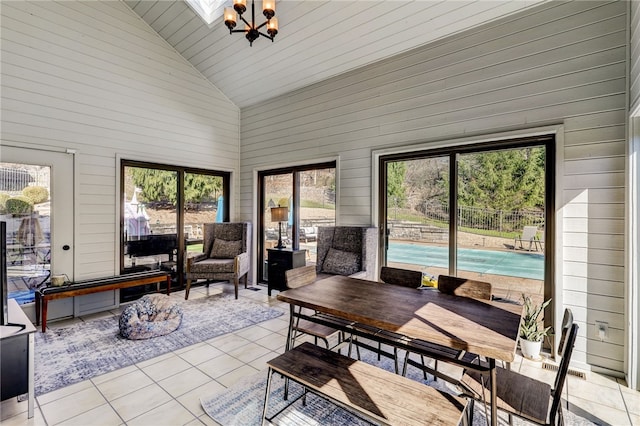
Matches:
[[1, 299, 35, 418], [267, 248, 306, 296]]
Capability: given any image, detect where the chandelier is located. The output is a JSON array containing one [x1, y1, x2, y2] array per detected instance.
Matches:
[[224, 0, 278, 46]]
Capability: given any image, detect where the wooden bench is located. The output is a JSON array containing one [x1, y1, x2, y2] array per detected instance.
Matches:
[[263, 342, 470, 425], [35, 271, 171, 333]]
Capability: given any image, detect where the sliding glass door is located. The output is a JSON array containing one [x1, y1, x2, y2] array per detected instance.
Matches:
[[258, 162, 336, 283], [121, 161, 229, 298], [380, 137, 553, 310]]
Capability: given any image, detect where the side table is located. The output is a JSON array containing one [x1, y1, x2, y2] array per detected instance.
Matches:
[[267, 248, 306, 296]]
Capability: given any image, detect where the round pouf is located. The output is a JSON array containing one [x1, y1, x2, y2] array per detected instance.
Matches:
[[119, 294, 183, 340]]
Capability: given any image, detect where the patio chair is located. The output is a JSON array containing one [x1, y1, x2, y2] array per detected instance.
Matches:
[[461, 321, 579, 426], [185, 222, 251, 300], [515, 226, 543, 251]]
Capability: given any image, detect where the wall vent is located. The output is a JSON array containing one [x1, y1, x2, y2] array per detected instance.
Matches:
[[541, 362, 586, 379]]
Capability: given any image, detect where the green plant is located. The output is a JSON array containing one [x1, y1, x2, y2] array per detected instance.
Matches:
[[5, 196, 34, 214], [22, 186, 49, 204], [0, 193, 10, 213], [519, 294, 553, 342]]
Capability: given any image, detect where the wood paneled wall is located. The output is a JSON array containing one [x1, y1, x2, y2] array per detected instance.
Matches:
[[240, 1, 627, 373], [1, 1, 240, 279], [631, 1, 640, 113]]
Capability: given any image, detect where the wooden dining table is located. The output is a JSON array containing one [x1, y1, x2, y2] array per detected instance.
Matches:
[[277, 274, 524, 426]]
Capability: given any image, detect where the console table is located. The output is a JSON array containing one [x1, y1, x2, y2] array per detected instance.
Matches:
[[267, 248, 306, 296], [1, 299, 35, 418]]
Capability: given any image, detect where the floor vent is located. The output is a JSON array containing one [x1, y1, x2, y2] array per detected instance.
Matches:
[[541, 362, 586, 379]]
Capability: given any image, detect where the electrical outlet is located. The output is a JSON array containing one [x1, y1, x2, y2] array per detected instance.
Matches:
[[595, 320, 608, 341]]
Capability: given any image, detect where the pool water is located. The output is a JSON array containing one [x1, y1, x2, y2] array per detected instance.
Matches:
[[387, 242, 544, 280]]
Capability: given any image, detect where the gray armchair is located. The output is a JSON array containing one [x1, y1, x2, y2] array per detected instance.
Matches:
[[185, 222, 251, 300], [315, 226, 377, 281]]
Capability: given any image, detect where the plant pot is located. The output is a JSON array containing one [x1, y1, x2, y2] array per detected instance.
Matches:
[[521, 338, 542, 360]]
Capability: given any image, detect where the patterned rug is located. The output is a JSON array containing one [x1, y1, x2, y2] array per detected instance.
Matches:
[[35, 295, 284, 396], [201, 348, 600, 426]]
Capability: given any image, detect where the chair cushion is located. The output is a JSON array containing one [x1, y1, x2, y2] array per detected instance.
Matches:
[[322, 248, 361, 276], [191, 258, 236, 273], [210, 239, 242, 259], [119, 294, 183, 340]]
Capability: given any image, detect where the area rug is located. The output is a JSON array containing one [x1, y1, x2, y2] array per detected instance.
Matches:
[[35, 295, 284, 396], [201, 348, 599, 426]]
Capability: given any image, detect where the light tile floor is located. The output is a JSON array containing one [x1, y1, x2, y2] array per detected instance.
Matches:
[[1, 283, 639, 426]]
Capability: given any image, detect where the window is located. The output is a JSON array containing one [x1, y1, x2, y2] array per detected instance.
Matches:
[[121, 161, 229, 300]]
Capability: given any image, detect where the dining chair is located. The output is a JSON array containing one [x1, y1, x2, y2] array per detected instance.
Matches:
[[377, 266, 424, 373], [401, 275, 493, 380], [285, 265, 351, 352], [437, 274, 493, 300], [461, 322, 579, 426], [379, 266, 423, 288]]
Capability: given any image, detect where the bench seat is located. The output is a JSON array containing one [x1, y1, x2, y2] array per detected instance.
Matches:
[[264, 342, 469, 425], [36, 271, 171, 332]]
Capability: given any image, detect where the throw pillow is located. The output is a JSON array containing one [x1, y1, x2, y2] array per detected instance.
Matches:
[[210, 239, 242, 259], [321, 248, 361, 276]]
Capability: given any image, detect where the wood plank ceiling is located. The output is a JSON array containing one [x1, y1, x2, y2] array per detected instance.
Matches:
[[125, 1, 546, 109]]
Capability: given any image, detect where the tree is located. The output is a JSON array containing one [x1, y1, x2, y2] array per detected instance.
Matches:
[[387, 161, 407, 208], [455, 147, 545, 211], [404, 157, 449, 213], [129, 169, 222, 206]]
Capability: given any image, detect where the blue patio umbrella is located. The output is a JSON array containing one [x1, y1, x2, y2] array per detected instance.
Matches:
[[215, 195, 224, 222], [288, 196, 293, 226]]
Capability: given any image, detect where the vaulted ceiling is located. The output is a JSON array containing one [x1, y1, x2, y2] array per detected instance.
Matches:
[[125, 1, 546, 109]]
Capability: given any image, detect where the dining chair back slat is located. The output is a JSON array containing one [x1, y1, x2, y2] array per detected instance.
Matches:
[[285, 265, 316, 289], [380, 266, 422, 288], [437, 275, 492, 300]]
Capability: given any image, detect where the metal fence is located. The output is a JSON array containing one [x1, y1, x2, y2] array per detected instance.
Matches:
[[423, 205, 544, 234], [0, 165, 49, 193]]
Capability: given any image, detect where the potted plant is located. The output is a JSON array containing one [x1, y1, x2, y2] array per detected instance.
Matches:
[[519, 294, 553, 360]]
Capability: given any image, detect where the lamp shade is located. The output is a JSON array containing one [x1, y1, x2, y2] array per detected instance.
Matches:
[[271, 206, 288, 222]]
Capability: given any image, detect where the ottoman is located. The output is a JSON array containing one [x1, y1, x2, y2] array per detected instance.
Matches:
[[119, 294, 183, 340]]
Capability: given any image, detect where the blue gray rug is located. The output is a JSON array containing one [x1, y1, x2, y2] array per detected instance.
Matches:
[[201, 348, 600, 426], [35, 295, 283, 396]]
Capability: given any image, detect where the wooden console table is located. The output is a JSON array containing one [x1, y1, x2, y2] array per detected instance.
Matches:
[[1, 299, 36, 418], [35, 271, 170, 333]]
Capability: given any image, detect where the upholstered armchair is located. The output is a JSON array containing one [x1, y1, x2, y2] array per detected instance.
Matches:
[[185, 222, 251, 300], [315, 226, 377, 281]]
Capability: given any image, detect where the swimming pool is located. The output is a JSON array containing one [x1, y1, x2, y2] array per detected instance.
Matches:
[[387, 242, 544, 280]]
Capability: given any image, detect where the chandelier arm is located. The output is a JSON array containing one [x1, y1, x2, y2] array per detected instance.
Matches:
[[238, 15, 251, 28], [257, 31, 274, 41], [254, 21, 268, 31]]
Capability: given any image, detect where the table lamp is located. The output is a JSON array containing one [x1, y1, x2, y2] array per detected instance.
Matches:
[[270, 205, 289, 249]]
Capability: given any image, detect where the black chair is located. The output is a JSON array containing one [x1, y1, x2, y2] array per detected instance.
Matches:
[[461, 319, 579, 426], [379, 266, 422, 288], [375, 266, 423, 372], [286, 266, 353, 353], [401, 275, 493, 380]]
